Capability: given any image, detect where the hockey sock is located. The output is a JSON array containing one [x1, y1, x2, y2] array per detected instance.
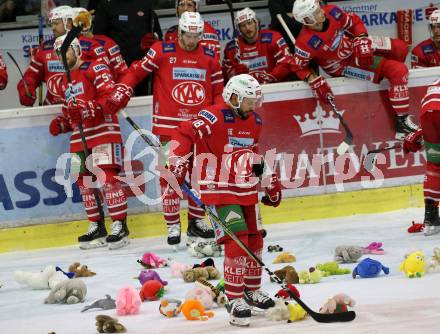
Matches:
[[244, 233, 263, 291], [224, 234, 249, 300], [102, 168, 127, 221], [160, 177, 181, 226], [77, 175, 104, 222], [382, 59, 409, 115], [188, 196, 205, 221]]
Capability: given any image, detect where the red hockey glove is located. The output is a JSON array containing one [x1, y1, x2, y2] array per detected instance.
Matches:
[[353, 36, 374, 67], [49, 115, 71, 136], [309, 75, 333, 105], [106, 83, 133, 115], [67, 100, 101, 128], [261, 173, 282, 207], [192, 118, 212, 139], [140, 32, 158, 52], [233, 63, 249, 76], [0, 66, 6, 90], [17, 79, 36, 106], [403, 128, 423, 153], [253, 72, 277, 85], [168, 156, 189, 186]]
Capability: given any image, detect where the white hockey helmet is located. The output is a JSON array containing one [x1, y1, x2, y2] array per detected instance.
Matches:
[[72, 7, 93, 32], [429, 9, 440, 25], [49, 6, 74, 30], [222, 74, 263, 109], [178, 11, 204, 35], [235, 7, 257, 26], [53, 34, 82, 59], [292, 0, 321, 25]]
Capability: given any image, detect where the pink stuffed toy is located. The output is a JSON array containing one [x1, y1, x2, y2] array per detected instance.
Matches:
[[361, 242, 385, 255], [185, 284, 215, 310], [116, 285, 142, 315], [171, 262, 192, 278], [138, 252, 168, 269], [319, 293, 356, 314]]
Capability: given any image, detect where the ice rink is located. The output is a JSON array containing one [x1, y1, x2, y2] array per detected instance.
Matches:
[[1, 207, 440, 334]]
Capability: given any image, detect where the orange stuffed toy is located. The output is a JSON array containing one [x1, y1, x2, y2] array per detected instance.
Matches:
[[179, 300, 214, 321]]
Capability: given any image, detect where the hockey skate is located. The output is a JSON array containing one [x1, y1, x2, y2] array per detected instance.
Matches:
[[395, 114, 419, 140], [186, 218, 215, 246], [243, 289, 275, 312], [106, 219, 130, 250], [78, 221, 107, 250], [167, 223, 181, 251], [226, 298, 251, 327], [424, 202, 440, 236]]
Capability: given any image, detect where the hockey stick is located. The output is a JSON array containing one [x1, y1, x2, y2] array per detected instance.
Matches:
[[364, 144, 401, 171], [6, 52, 31, 97], [60, 25, 106, 222], [37, 14, 44, 106], [119, 110, 355, 322], [327, 96, 353, 155], [223, 0, 241, 62], [276, 14, 296, 53]]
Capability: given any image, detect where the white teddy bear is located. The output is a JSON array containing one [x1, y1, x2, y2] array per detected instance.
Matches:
[[14, 265, 68, 289]]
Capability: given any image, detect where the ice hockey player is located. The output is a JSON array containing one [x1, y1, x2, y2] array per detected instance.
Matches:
[[0, 53, 7, 90], [50, 34, 129, 250], [223, 7, 293, 84], [164, 0, 221, 59], [17, 5, 107, 107], [168, 74, 281, 326], [290, 0, 416, 140], [411, 10, 440, 68], [106, 12, 224, 247], [71, 7, 128, 81], [403, 79, 440, 236]]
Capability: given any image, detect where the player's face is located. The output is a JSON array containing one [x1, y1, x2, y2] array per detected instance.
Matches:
[[238, 19, 258, 43], [50, 19, 67, 38], [305, 6, 326, 30], [180, 32, 201, 51], [177, 0, 196, 17], [431, 23, 440, 43], [237, 97, 260, 118]]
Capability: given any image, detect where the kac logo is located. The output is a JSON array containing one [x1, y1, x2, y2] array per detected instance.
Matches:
[[172, 81, 206, 106]]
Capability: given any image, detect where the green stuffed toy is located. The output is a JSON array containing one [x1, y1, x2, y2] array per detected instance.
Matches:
[[315, 262, 351, 277], [298, 267, 322, 284]]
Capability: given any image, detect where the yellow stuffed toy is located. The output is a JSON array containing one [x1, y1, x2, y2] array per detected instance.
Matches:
[[298, 267, 322, 284], [272, 252, 296, 264], [399, 251, 426, 278], [287, 303, 307, 322]]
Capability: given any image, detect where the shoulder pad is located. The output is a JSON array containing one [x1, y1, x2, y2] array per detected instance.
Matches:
[[221, 109, 235, 123], [260, 32, 273, 44], [254, 112, 262, 125], [199, 109, 218, 124], [79, 61, 92, 70], [203, 47, 215, 57], [422, 44, 435, 54], [329, 6, 343, 20], [162, 42, 176, 53], [307, 35, 323, 49]]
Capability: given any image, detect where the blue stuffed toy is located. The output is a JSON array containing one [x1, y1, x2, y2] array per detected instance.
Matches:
[[352, 258, 389, 278]]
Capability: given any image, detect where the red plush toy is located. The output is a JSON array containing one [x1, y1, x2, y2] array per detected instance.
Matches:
[[139, 280, 164, 301], [408, 221, 424, 233], [274, 284, 300, 300]]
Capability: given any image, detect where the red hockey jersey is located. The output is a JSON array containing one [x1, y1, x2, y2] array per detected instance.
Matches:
[[165, 21, 221, 59], [291, 5, 368, 80], [22, 36, 107, 105], [0, 53, 7, 90], [223, 29, 292, 83], [411, 39, 440, 68], [120, 41, 224, 137], [172, 103, 262, 206], [54, 61, 121, 153], [421, 79, 440, 115], [94, 34, 128, 80]]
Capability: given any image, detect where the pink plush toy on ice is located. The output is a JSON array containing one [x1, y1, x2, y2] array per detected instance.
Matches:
[[170, 262, 192, 278], [137, 252, 168, 269], [116, 285, 142, 315], [362, 242, 385, 255]]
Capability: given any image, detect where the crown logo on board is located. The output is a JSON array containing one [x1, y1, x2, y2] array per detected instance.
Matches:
[[293, 102, 343, 137]]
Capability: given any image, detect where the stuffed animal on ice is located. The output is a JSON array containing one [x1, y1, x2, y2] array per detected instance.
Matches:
[[185, 285, 215, 310], [137, 270, 168, 286], [182, 266, 221, 283], [170, 262, 192, 278], [196, 278, 227, 307], [361, 242, 385, 255], [44, 278, 87, 304], [115, 285, 141, 315], [81, 294, 116, 312], [159, 298, 182, 318], [319, 293, 356, 313], [274, 283, 301, 300], [399, 251, 426, 278], [271, 265, 299, 284], [272, 252, 296, 264], [315, 262, 351, 276], [178, 299, 214, 321], [95, 314, 126, 333], [298, 267, 322, 284], [334, 245, 363, 263], [68, 262, 96, 277], [188, 240, 222, 258], [265, 300, 307, 322], [139, 280, 165, 301], [137, 252, 168, 269], [427, 247, 440, 273], [14, 265, 68, 290], [352, 258, 389, 278]]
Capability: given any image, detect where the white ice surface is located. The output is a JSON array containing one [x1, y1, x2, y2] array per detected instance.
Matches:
[[1, 207, 440, 334]]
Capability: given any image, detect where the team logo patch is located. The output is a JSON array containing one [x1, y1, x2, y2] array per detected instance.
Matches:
[[199, 110, 218, 124], [343, 66, 374, 82], [422, 44, 434, 54], [147, 48, 156, 58], [329, 7, 342, 20], [95, 46, 105, 56], [221, 109, 235, 123], [93, 64, 108, 72], [47, 60, 65, 72], [203, 47, 215, 57], [46, 73, 64, 96], [171, 81, 206, 106], [224, 148, 255, 178], [307, 35, 323, 49], [246, 56, 268, 71], [260, 32, 273, 43], [109, 45, 120, 56], [173, 67, 206, 81], [295, 46, 310, 58], [162, 42, 176, 53], [80, 40, 91, 51]]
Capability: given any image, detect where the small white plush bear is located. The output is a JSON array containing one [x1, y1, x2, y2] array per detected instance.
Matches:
[[44, 278, 87, 304], [319, 293, 356, 314], [427, 247, 440, 273], [14, 265, 68, 290]]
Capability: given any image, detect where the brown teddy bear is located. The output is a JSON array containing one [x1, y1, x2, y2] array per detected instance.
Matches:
[[271, 265, 299, 284], [182, 266, 221, 283], [95, 314, 126, 333], [68, 262, 96, 278]]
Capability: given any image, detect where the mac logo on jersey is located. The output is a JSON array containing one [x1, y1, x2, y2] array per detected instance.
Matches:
[[172, 82, 206, 106]]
